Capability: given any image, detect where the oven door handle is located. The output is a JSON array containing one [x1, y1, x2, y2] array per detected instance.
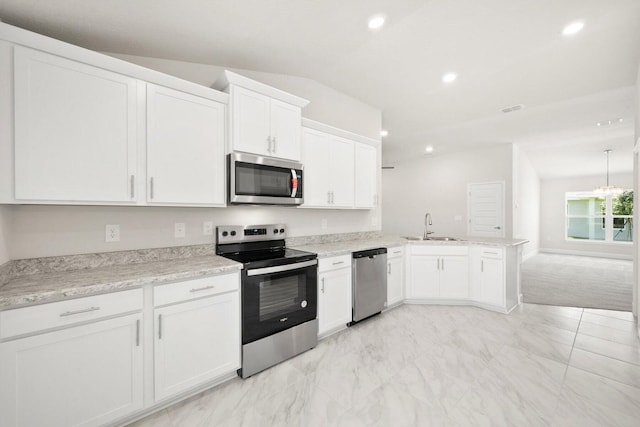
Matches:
[[246, 259, 317, 276]]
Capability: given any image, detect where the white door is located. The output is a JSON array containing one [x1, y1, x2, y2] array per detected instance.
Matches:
[[329, 136, 355, 208], [0, 314, 143, 427], [408, 255, 440, 298], [301, 128, 331, 207], [231, 86, 270, 156], [318, 267, 352, 335], [354, 143, 377, 208], [270, 98, 301, 160], [468, 181, 505, 237], [14, 46, 137, 203], [147, 84, 225, 205], [387, 255, 404, 305], [439, 256, 469, 299], [154, 292, 240, 401]]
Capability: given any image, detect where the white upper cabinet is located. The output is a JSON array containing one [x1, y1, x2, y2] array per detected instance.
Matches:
[[301, 127, 355, 208], [354, 143, 378, 209], [13, 46, 138, 203], [214, 71, 308, 161], [146, 84, 226, 206]]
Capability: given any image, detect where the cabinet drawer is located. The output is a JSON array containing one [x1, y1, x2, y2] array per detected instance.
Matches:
[[154, 272, 240, 307], [0, 288, 143, 339], [318, 254, 351, 273], [409, 245, 468, 256], [479, 247, 504, 259], [387, 246, 404, 259]]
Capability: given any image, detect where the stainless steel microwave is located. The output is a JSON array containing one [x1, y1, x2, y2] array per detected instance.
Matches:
[[228, 152, 304, 205]]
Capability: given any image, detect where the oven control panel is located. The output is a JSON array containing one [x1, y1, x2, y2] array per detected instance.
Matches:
[[217, 224, 287, 244]]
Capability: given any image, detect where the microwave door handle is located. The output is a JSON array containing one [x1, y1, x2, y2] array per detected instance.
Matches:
[[290, 169, 298, 198]]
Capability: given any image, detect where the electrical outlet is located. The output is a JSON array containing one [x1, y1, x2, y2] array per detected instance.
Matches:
[[174, 222, 186, 238], [321, 219, 327, 230], [105, 224, 120, 242], [203, 221, 213, 236]]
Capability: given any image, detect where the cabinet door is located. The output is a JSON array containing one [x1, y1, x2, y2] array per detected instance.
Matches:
[[318, 267, 352, 336], [14, 46, 137, 203], [479, 258, 504, 306], [231, 86, 270, 156], [270, 98, 301, 160], [154, 292, 240, 401], [408, 255, 440, 298], [354, 143, 377, 208], [0, 314, 143, 427], [301, 128, 331, 207], [387, 256, 404, 306], [329, 136, 355, 208], [439, 256, 469, 299], [147, 84, 225, 205]]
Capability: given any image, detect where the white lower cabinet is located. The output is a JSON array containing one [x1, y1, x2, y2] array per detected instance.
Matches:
[[386, 246, 405, 306], [470, 246, 505, 307], [318, 255, 352, 336], [0, 292, 143, 427], [407, 246, 469, 300], [153, 273, 240, 402]]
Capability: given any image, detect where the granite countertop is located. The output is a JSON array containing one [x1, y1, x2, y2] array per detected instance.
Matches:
[[293, 235, 528, 257], [0, 255, 241, 309]]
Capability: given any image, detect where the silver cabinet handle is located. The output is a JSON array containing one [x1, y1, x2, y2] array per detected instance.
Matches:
[[136, 319, 140, 347], [321, 277, 325, 293], [327, 191, 331, 204], [158, 314, 163, 340], [332, 261, 344, 266], [494, 226, 501, 230], [481, 260, 484, 273], [272, 136, 277, 153], [130, 175, 135, 198], [393, 251, 402, 255], [266, 137, 272, 153], [331, 191, 335, 204], [150, 177, 155, 199], [59, 306, 100, 317], [190, 285, 215, 293]]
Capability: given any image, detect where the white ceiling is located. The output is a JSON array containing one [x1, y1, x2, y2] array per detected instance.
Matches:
[[1, 0, 639, 179]]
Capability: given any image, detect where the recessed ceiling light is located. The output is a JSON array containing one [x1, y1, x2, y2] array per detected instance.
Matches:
[[380, 130, 389, 137], [368, 15, 385, 30], [442, 72, 457, 84], [562, 21, 584, 36], [425, 146, 434, 153]]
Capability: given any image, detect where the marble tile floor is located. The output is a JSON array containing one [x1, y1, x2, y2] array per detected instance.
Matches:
[[129, 303, 640, 427]]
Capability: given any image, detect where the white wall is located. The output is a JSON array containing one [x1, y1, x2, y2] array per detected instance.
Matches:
[[8, 54, 382, 260], [513, 146, 540, 259], [539, 173, 634, 259], [382, 144, 513, 238], [0, 205, 11, 264]]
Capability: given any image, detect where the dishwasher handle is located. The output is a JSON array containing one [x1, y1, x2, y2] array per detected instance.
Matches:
[[352, 247, 387, 259]]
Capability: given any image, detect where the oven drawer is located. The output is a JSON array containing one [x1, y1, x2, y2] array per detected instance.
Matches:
[[318, 254, 351, 273], [154, 272, 240, 307], [0, 288, 142, 339]]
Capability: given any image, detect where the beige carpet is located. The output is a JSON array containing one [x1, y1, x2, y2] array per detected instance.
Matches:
[[521, 253, 633, 312]]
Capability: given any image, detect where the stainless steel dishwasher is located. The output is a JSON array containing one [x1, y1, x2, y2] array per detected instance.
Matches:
[[351, 248, 387, 324]]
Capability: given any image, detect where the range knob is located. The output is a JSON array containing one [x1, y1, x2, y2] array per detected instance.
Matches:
[[273, 229, 279, 234], [280, 228, 285, 233], [230, 231, 236, 236], [222, 231, 228, 237]]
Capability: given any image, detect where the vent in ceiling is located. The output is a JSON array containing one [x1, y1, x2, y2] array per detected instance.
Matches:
[[501, 104, 525, 113]]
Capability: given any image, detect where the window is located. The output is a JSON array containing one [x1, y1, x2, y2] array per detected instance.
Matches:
[[565, 190, 633, 243]]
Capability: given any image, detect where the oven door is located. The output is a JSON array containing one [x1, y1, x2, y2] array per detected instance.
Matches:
[[242, 259, 317, 344], [229, 152, 303, 205]]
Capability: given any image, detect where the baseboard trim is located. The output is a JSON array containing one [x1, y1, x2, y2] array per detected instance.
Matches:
[[539, 248, 633, 261]]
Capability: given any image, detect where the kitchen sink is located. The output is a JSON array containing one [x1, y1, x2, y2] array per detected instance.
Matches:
[[403, 236, 462, 241]]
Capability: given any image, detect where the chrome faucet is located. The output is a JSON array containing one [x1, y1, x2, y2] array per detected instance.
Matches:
[[424, 213, 434, 239]]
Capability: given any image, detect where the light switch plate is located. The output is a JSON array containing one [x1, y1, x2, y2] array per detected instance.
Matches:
[[175, 222, 186, 238]]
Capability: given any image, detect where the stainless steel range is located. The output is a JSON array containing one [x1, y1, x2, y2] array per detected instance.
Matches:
[[216, 224, 318, 378]]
